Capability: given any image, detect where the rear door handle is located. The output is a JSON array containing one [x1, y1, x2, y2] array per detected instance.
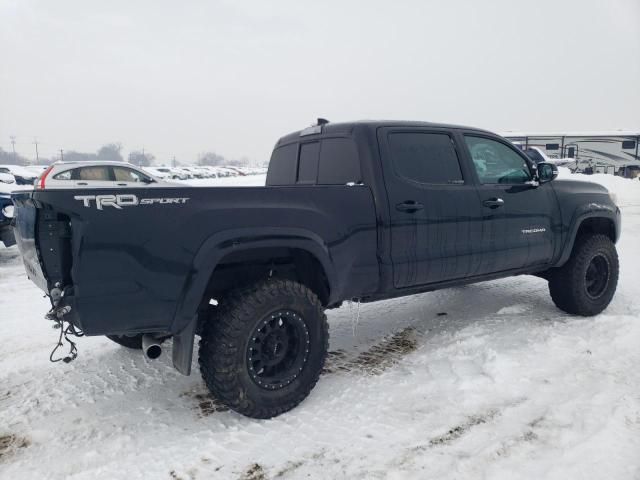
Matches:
[[483, 198, 505, 209], [396, 201, 424, 213]]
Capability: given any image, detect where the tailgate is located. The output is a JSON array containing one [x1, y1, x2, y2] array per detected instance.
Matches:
[[11, 191, 49, 292]]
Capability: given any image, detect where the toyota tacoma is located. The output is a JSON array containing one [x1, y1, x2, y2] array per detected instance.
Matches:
[[11, 120, 621, 418]]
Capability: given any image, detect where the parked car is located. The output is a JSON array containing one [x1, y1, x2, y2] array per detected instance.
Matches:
[[217, 167, 239, 177], [143, 166, 185, 181], [0, 172, 16, 187], [0, 165, 38, 185], [12, 120, 620, 419], [0, 193, 15, 247], [35, 161, 170, 189], [193, 166, 218, 178], [170, 167, 194, 179], [24, 165, 50, 176]]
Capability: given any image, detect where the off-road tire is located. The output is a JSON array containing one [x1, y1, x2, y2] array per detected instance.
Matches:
[[106, 334, 144, 349], [549, 234, 619, 316], [198, 279, 329, 419]]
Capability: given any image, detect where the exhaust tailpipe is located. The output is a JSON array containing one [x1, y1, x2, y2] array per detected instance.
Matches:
[[142, 334, 162, 360]]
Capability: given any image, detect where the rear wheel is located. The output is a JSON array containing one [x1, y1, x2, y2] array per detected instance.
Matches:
[[106, 334, 143, 349], [549, 234, 619, 316], [198, 279, 328, 419]]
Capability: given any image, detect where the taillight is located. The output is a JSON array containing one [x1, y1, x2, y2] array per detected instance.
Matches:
[[37, 166, 55, 190]]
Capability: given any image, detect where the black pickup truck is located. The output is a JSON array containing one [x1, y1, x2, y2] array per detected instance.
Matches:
[[12, 120, 621, 418]]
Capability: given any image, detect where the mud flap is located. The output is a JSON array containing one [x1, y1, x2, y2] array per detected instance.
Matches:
[[172, 314, 198, 375]]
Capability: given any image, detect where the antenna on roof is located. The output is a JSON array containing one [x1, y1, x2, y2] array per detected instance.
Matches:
[[316, 118, 330, 126]]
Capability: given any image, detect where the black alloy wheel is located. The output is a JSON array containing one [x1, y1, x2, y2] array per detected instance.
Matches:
[[247, 310, 310, 390], [549, 234, 619, 316], [584, 254, 610, 299]]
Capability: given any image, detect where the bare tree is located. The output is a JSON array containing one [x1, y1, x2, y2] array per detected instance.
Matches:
[[198, 151, 225, 166], [64, 150, 96, 162], [0, 147, 29, 165], [97, 143, 124, 162], [129, 150, 154, 166]]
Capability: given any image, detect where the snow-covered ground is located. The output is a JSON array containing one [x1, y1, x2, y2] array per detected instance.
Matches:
[[1, 173, 639, 479]]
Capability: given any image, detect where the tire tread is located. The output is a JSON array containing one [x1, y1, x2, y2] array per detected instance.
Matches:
[[198, 279, 328, 418]]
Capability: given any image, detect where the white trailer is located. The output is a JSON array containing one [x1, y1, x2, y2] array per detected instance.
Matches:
[[502, 131, 640, 178]]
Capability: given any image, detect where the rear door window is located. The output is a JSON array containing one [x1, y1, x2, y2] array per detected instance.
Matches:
[[318, 138, 361, 185], [388, 132, 463, 184]]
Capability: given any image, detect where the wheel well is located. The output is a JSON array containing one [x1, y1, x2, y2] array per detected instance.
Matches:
[[575, 217, 616, 243], [202, 247, 331, 307]]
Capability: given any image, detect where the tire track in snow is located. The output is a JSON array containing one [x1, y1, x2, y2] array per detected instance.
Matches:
[[0, 434, 30, 464], [188, 325, 424, 417]]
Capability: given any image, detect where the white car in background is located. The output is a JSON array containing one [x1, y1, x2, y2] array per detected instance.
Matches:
[[193, 166, 218, 178], [184, 166, 207, 178], [36, 161, 170, 189], [217, 167, 239, 177], [0, 165, 39, 185], [24, 165, 49, 176], [0, 171, 35, 194], [0, 172, 15, 185], [144, 166, 186, 181]]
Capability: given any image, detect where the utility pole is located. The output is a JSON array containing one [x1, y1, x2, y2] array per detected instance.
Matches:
[[33, 137, 39, 164], [10, 136, 17, 161], [59, 149, 64, 161], [172, 156, 176, 167]]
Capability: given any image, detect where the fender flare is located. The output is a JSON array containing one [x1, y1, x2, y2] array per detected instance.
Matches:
[[170, 226, 336, 334], [556, 205, 620, 267]]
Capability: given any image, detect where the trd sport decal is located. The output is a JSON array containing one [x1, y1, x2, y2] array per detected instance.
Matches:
[[74, 194, 189, 210]]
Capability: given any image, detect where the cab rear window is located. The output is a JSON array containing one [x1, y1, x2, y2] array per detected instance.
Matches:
[[266, 144, 297, 185], [267, 138, 361, 186]]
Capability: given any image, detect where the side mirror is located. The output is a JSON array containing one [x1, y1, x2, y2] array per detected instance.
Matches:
[[537, 162, 558, 183]]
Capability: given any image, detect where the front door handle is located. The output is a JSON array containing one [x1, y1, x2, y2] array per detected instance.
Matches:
[[396, 200, 424, 213], [483, 198, 505, 209]]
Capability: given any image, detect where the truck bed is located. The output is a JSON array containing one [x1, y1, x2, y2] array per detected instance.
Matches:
[[12, 185, 379, 336]]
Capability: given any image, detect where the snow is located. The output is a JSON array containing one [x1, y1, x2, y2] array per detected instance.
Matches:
[[557, 167, 640, 207], [1, 173, 640, 479]]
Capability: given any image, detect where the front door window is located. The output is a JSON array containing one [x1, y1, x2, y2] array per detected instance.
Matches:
[[464, 136, 532, 184]]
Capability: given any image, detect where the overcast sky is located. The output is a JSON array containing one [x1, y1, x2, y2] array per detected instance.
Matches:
[[1, 0, 639, 164]]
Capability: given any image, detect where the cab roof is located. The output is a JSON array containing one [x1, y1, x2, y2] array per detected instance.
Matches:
[[275, 120, 495, 146]]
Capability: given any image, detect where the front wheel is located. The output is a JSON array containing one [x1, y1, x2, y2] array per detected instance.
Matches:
[[198, 280, 329, 419], [549, 234, 619, 316]]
